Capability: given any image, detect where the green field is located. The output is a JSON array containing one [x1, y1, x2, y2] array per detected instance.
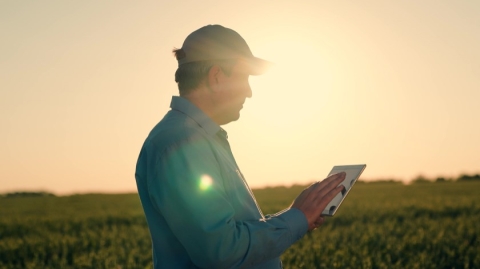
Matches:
[[1, 181, 479, 269]]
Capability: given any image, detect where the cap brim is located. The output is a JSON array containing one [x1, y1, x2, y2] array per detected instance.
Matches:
[[239, 57, 273, 76]]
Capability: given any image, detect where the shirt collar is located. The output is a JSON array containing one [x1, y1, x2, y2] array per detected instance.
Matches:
[[170, 96, 221, 136]]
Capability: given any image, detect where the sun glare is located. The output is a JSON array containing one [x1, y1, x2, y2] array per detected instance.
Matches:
[[249, 38, 333, 129], [199, 175, 213, 191]]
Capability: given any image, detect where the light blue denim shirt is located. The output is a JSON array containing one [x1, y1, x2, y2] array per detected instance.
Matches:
[[135, 96, 308, 269]]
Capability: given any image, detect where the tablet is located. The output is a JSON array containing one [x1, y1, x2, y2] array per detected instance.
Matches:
[[321, 164, 366, 216]]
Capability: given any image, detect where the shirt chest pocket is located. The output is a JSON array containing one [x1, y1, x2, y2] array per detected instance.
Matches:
[[223, 169, 264, 221]]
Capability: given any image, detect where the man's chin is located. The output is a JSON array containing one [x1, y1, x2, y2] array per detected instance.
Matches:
[[220, 112, 241, 125]]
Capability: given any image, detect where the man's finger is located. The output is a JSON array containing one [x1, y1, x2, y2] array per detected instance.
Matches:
[[302, 172, 344, 198], [313, 172, 346, 197], [313, 172, 344, 188], [317, 184, 345, 209]]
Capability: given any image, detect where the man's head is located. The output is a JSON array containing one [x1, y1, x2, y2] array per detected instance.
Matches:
[[173, 25, 270, 95], [173, 25, 270, 125]]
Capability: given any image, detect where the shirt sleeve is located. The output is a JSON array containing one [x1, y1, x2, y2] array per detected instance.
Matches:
[[146, 135, 308, 269]]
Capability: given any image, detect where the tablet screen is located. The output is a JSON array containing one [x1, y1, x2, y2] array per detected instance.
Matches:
[[321, 164, 366, 216]]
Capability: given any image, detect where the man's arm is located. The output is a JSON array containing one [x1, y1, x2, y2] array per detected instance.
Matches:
[[146, 136, 307, 269]]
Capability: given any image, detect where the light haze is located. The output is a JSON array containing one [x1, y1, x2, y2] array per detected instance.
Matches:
[[1, 1, 479, 194]]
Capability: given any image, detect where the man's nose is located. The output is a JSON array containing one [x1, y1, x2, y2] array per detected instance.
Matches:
[[246, 84, 252, 98]]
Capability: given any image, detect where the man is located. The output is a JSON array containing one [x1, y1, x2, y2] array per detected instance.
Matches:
[[135, 25, 346, 269]]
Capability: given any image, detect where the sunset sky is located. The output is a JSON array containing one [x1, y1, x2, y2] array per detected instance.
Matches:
[[1, 1, 479, 194]]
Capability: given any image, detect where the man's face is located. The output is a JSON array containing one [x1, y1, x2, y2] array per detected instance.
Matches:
[[213, 62, 252, 125]]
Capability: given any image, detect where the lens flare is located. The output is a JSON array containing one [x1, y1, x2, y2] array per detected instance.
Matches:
[[199, 175, 213, 191]]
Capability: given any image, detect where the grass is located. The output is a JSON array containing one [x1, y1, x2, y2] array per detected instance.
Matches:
[[1, 181, 479, 268]]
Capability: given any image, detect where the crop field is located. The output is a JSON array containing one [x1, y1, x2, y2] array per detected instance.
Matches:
[[1, 181, 479, 269]]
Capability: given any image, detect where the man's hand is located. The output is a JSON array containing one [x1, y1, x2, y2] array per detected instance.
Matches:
[[291, 172, 346, 231]]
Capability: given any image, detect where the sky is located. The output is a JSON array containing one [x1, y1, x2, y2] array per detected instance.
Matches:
[[1, 0, 479, 195]]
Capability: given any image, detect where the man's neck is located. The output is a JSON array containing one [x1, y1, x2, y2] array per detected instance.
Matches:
[[182, 89, 221, 125]]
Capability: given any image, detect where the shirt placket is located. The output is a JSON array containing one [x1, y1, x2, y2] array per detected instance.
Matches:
[[216, 129, 266, 220]]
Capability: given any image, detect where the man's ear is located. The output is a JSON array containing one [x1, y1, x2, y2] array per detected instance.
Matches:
[[207, 65, 222, 92]]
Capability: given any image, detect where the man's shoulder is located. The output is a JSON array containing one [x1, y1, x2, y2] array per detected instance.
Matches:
[[144, 110, 210, 154]]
